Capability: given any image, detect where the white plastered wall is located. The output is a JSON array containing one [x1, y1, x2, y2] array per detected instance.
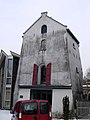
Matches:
[[18, 89, 30, 101], [52, 89, 73, 113]]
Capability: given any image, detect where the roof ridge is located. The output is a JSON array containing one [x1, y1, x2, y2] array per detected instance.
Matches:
[[23, 12, 67, 34], [23, 16, 42, 34], [47, 15, 67, 27]]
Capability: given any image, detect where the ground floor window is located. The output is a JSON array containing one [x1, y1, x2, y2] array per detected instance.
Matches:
[[5, 101, 10, 109], [30, 89, 52, 105]]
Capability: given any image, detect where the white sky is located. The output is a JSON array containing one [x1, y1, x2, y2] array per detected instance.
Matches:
[[0, 0, 90, 75]]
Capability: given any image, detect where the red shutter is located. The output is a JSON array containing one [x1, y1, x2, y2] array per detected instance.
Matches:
[[32, 64, 38, 85], [46, 63, 51, 85]]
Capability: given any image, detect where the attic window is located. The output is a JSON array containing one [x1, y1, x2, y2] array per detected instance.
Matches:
[[41, 25, 47, 34]]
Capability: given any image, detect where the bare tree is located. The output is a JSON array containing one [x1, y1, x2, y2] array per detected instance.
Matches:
[[84, 68, 90, 79]]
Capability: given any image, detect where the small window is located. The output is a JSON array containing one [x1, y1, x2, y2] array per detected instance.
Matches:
[[20, 95, 23, 98], [88, 93, 90, 101], [76, 67, 79, 73], [7, 59, 13, 77], [73, 43, 76, 50], [6, 88, 11, 99], [6, 78, 11, 84], [41, 25, 47, 34], [41, 39, 46, 51], [5, 101, 10, 109]]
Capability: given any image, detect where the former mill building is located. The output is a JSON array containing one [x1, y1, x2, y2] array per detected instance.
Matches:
[[14, 12, 83, 113]]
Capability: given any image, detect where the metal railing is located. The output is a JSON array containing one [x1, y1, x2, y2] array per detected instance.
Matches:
[[76, 101, 90, 119]]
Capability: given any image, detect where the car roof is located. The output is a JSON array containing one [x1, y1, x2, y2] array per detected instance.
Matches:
[[16, 100, 48, 104]]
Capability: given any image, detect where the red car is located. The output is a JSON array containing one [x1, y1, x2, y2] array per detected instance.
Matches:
[[10, 100, 52, 120]]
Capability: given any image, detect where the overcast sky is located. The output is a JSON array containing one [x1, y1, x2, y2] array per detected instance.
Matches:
[[0, 0, 90, 75]]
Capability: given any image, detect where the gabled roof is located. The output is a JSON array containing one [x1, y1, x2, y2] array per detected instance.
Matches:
[[1, 49, 8, 57], [0, 50, 8, 66], [47, 14, 67, 28], [23, 16, 42, 34], [23, 12, 67, 34], [10, 51, 20, 58], [0, 50, 20, 66], [23, 12, 79, 44]]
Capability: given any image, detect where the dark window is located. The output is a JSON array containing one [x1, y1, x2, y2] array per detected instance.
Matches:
[[7, 59, 13, 77], [73, 43, 76, 50], [20, 95, 23, 98], [41, 25, 47, 34], [76, 67, 79, 73], [88, 93, 90, 101], [6, 78, 11, 84], [6, 88, 11, 99], [21, 102, 38, 115], [30, 90, 52, 105], [40, 102, 49, 114], [41, 65, 46, 84], [41, 39, 46, 51]]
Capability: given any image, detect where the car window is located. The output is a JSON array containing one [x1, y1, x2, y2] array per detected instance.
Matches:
[[21, 102, 38, 115], [40, 102, 49, 114]]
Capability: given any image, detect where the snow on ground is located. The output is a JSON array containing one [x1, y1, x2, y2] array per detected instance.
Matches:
[[0, 110, 11, 120], [0, 110, 89, 120]]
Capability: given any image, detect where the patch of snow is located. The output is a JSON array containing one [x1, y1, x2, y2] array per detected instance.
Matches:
[[0, 110, 11, 120]]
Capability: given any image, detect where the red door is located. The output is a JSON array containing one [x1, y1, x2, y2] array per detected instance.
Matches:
[[19, 101, 38, 120]]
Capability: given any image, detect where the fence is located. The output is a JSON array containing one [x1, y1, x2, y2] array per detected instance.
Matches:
[[76, 101, 90, 119]]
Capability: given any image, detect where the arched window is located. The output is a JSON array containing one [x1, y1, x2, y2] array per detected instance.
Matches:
[[41, 25, 47, 34], [37, 63, 51, 85], [41, 39, 46, 51], [41, 65, 46, 84]]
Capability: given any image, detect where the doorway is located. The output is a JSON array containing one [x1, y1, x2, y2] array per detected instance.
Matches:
[[30, 89, 52, 105]]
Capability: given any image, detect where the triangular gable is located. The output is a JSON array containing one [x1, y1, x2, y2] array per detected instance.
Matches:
[[47, 15, 67, 28], [23, 16, 42, 34], [23, 12, 79, 44], [23, 12, 67, 34]]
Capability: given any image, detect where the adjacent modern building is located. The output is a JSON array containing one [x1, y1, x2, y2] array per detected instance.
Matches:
[[14, 12, 83, 113], [0, 50, 20, 109]]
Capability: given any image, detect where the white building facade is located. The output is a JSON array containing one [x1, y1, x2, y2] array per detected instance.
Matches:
[[14, 12, 83, 113]]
